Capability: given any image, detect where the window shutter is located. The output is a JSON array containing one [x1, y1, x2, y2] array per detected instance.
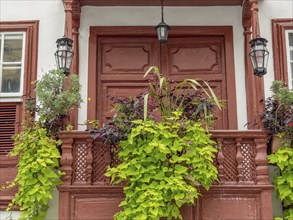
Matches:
[[0, 104, 16, 156]]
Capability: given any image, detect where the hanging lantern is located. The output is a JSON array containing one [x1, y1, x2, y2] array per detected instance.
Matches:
[[249, 37, 269, 77], [155, 0, 170, 44], [55, 36, 74, 75]]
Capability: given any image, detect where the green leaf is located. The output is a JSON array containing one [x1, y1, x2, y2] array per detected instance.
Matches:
[[175, 165, 188, 174]]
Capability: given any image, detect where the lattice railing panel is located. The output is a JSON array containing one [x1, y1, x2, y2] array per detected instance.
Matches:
[[240, 141, 256, 183], [92, 140, 111, 184], [221, 140, 238, 182], [59, 130, 269, 186], [72, 142, 88, 183]]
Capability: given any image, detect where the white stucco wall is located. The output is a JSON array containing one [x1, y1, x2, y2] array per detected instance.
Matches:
[[78, 6, 248, 130], [259, 0, 293, 98], [0, 0, 65, 77]]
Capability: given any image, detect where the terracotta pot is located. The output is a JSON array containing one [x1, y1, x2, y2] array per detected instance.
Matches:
[[271, 135, 292, 153]]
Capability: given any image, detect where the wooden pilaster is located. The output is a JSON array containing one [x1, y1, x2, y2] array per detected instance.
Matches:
[[63, 0, 81, 129], [242, 0, 264, 129]]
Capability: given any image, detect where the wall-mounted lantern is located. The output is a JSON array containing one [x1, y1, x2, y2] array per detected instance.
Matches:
[[249, 37, 269, 77], [155, 0, 170, 45], [55, 36, 74, 75]]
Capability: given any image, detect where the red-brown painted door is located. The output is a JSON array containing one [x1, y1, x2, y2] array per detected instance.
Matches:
[[92, 27, 237, 129]]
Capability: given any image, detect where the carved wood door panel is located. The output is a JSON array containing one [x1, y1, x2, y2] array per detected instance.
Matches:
[[94, 28, 236, 129], [97, 37, 160, 124], [161, 37, 227, 129]]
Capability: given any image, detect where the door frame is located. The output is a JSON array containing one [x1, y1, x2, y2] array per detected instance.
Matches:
[[88, 26, 237, 129]]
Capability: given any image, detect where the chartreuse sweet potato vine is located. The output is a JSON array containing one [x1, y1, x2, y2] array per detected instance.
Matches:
[[106, 110, 218, 220], [268, 142, 293, 220], [1, 69, 82, 220], [3, 123, 62, 220]]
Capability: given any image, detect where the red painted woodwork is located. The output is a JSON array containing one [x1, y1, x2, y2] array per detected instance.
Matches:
[[79, 0, 243, 7], [0, 157, 18, 210], [0, 103, 19, 210], [0, 104, 17, 156], [272, 19, 293, 86], [63, 0, 81, 129], [161, 37, 227, 129], [88, 27, 237, 129], [242, 0, 265, 130], [97, 37, 159, 123], [0, 20, 38, 210], [58, 130, 273, 219]]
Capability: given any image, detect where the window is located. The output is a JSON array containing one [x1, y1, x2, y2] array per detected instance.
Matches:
[[285, 30, 293, 90], [0, 32, 25, 100], [272, 19, 293, 87], [0, 20, 38, 210]]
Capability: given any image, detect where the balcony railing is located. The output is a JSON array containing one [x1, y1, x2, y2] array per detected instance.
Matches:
[[58, 130, 270, 186]]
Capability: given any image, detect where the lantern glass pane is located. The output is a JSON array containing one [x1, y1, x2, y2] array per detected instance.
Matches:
[[156, 28, 162, 41], [249, 50, 257, 69], [256, 51, 264, 68], [161, 27, 166, 38], [66, 52, 73, 70]]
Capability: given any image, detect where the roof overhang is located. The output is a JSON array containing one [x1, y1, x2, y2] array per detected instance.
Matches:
[[78, 0, 243, 7]]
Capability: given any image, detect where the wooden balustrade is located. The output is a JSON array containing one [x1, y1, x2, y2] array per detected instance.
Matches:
[[58, 130, 269, 186]]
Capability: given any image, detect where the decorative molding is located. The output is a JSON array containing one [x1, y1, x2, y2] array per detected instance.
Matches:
[[272, 19, 293, 85], [63, 0, 81, 129], [79, 0, 243, 7], [242, 0, 264, 129]]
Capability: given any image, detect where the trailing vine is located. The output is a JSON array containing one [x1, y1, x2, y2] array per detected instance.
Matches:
[[106, 111, 218, 220], [4, 121, 63, 220], [268, 142, 293, 220], [1, 69, 82, 219]]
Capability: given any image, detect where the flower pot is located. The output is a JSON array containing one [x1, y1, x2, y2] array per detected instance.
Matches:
[[271, 135, 292, 153]]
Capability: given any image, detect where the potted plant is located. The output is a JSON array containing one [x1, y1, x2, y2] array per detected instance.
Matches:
[[262, 81, 293, 153], [94, 67, 221, 219]]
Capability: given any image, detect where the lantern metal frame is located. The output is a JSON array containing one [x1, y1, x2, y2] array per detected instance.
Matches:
[[54, 36, 74, 76], [249, 36, 269, 77], [155, 0, 171, 44]]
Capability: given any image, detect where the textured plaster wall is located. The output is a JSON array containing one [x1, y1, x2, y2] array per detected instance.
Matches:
[[78, 6, 248, 130]]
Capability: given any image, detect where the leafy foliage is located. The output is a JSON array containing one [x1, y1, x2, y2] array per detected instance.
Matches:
[[268, 142, 293, 220], [90, 95, 145, 144], [1, 69, 82, 220], [106, 111, 218, 220], [3, 121, 62, 220], [36, 69, 82, 136], [92, 66, 220, 145], [143, 66, 221, 124], [262, 81, 293, 138]]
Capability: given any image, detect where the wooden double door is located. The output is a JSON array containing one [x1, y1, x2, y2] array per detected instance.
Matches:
[[88, 27, 237, 130]]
